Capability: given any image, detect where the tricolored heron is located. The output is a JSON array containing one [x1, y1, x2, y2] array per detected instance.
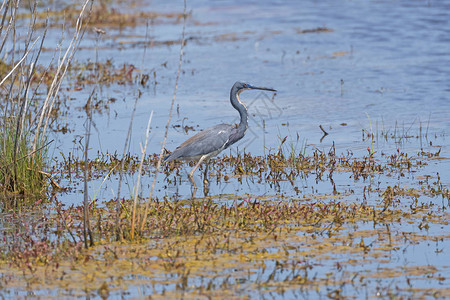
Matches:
[[164, 81, 276, 190]]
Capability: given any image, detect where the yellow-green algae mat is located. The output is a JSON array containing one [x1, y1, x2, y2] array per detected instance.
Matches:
[[0, 198, 448, 299]]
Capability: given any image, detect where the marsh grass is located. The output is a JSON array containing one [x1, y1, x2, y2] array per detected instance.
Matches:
[[0, 0, 92, 203], [0, 121, 46, 197], [0, 0, 46, 200], [363, 115, 435, 148]]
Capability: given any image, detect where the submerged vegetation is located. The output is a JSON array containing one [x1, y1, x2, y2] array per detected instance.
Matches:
[[1, 140, 449, 297], [1, 147, 449, 297]]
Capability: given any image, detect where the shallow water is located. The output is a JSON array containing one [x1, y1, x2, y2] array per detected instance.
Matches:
[[50, 0, 450, 153], [39, 0, 449, 203]]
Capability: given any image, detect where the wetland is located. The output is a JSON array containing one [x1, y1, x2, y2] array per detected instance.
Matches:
[[0, 0, 449, 298]]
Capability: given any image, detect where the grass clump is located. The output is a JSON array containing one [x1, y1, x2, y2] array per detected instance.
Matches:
[[0, 121, 47, 196]]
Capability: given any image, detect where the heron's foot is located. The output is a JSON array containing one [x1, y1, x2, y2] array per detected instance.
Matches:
[[203, 176, 210, 195], [190, 185, 198, 198], [188, 173, 195, 184], [188, 174, 198, 198], [203, 188, 209, 196], [190, 181, 198, 198]]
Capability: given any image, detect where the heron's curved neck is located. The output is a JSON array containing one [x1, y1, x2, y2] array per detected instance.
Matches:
[[230, 89, 248, 132]]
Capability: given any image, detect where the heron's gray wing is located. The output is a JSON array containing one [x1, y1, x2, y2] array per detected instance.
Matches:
[[224, 126, 245, 149], [165, 124, 233, 161]]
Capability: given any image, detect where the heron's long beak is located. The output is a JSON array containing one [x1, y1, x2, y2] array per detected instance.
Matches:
[[249, 85, 276, 92]]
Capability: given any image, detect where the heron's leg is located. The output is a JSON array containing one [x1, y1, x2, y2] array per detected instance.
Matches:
[[189, 156, 206, 198], [202, 162, 210, 196], [188, 155, 207, 194], [203, 162, 209, 184], [191, 184, 197, 198], [189, 155, 207, 179], [203, 182, 209, 197]]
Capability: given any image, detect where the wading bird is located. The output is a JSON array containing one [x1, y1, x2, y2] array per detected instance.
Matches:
[[164, 81, 276, 191]]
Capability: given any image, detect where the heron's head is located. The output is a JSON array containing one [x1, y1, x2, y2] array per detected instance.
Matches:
[[233, 81, 276, 94]]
